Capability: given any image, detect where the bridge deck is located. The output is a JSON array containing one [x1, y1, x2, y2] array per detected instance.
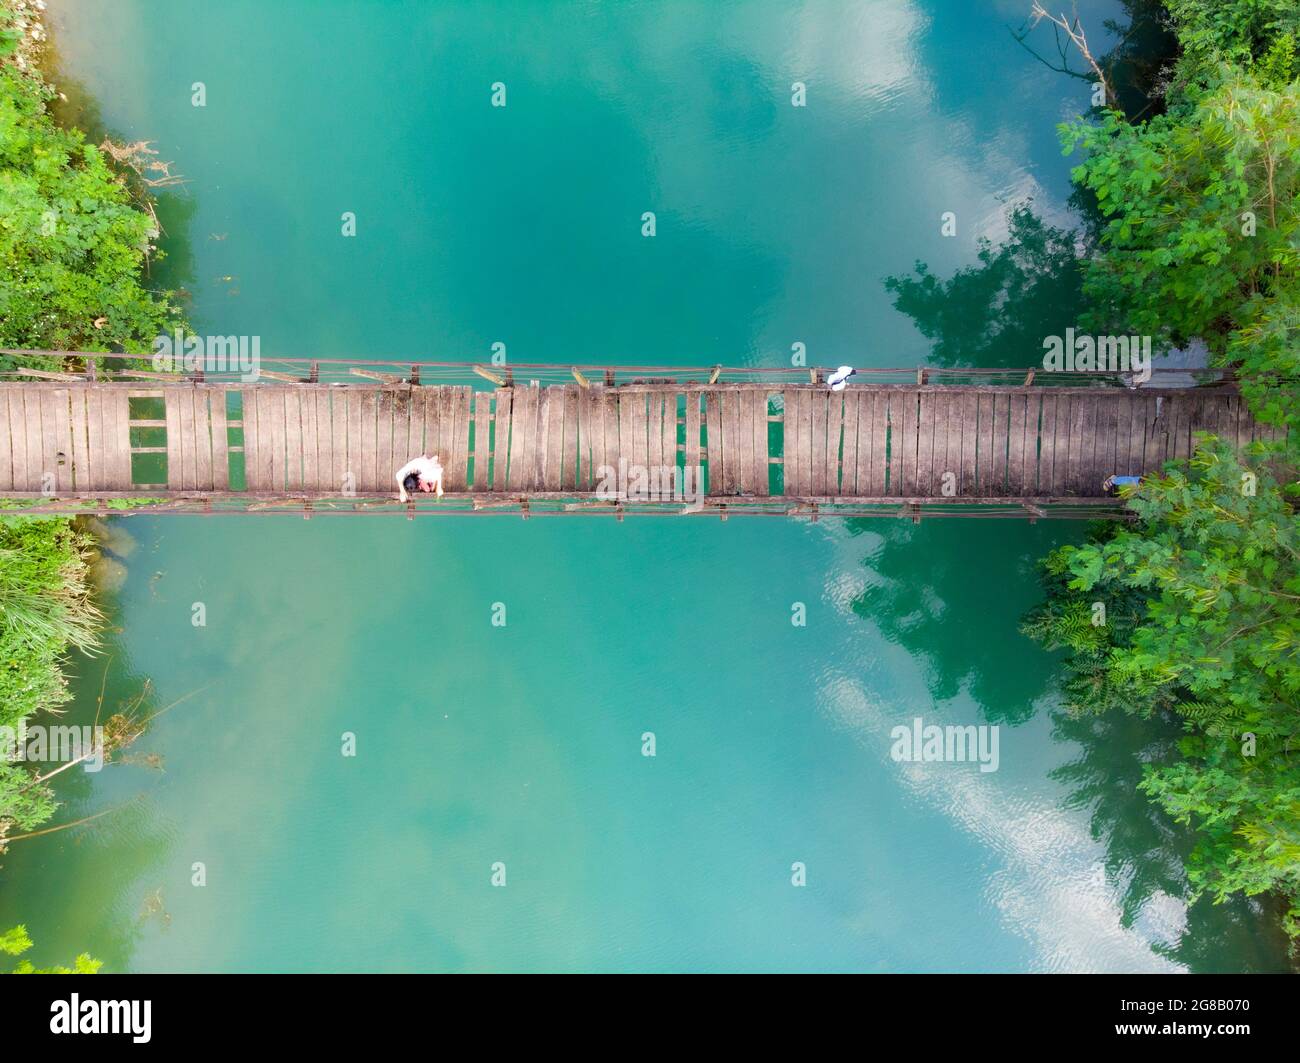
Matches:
[[0, 380, 1281, 508]]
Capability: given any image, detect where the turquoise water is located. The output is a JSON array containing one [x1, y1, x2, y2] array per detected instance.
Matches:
[[0, 0, 1289, 971]]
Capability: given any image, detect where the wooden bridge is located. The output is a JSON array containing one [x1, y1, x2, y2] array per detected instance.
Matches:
[[0, 355, 1282, 520]]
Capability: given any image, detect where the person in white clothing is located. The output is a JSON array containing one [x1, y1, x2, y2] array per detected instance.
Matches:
[[395, 454, 444, 502]]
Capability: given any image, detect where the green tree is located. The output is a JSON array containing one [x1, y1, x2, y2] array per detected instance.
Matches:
[[1024, 439, 1300, 936], [1, 925, 101, 974], [0, 62, 181, 357]]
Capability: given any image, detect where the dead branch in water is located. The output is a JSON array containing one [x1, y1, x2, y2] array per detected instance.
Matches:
[[1014, 2, 1115, 110], [97, 138, 186, 189]]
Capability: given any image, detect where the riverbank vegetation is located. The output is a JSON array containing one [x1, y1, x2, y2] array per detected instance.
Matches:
[[0, 0, 176, 892], [1017, 1, 1300, 953]]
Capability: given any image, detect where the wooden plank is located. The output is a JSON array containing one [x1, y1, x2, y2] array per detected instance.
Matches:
[[351, 389, 374, 494], [0, 388, 13, 492], [915, 391, 936, 497], [450, 387, 472, 491], [328, 389, 348, 494], [473, 392, 491, 488], [179, 386, 200, 490], [193, 389, 213, 491], [1095, 396, 1119, 489], [563, 384, 580, 491], [797, 388, 814, 497], [65, 388, 87, 493], [645, 390, 663, 479], [866, 392, 886, 496], [24, 390, 46, 492], [457, 387, 473, 489], [1036, 394, 1057, 493], [491, 389, 511, 490], [851, 392, 872, 496], [164, 388, 183, 490], [6, 390, 29, 490], [299, 386, 318, 490], [824, 389, 843, 496], [705, 390, 723, 495], [678, 389, 698, 491], [1119, 393, 1144, 478], [1065, 394, 1092, 495], [838, 392, 859, 495], [265, 388, 287, 493], [507, 384, 535, 491], [112, 390, 134, 490], [240, 390, 260, 491], [1006, 392, 1027, 496], [898, 388, 918, 496], [601, 388, 620, 476], [777, 391, 795, 496], [989, 393, 1011, 495], [808, 389, 826, 496], [973, 393, 993, 494], [211, 388, 231, 490], [957, 393, 978, 496], [752, 391, 769, 496], [932, 391, 955, 498], [82, 387, 104, 491], [43, 390, 69, 493], [376, 390, 397, 495], [401, 388, 424, 479], [577, 384, 593, 489], [533, 387, 551, 491], [724, 389, 745, 495], [543, 386, 564, 491]]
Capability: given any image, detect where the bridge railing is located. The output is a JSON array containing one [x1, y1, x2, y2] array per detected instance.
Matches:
[[0, 349, 1237, 389]]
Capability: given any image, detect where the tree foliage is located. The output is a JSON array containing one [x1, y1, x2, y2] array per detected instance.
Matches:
[[0, 59, 181, 357], [1, 924, 101, 974]]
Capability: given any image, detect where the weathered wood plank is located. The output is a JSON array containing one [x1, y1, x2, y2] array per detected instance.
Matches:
[[299, 386, 318, 491], [879, 392, 897, 495], [898, 388, 918, 496], [163, 388, 183, 490], [752, 391, 770, 496], [807, 389, 826, 496], [913, 391, 933, 497], [504, 384, 528, 490], [472, 392, 491, 488], [562, 385, 579, 491], [838, 391, 859, 495], [82, 387, 104, 491], [865, 392, 885, 496], [825, 389, 843, 496], [6, 390, 29, 490], [0, 388, 14, 492], [685, 390, 702, 486], [65, 388, 88, 493], [1006, 392, 1027, 496], [777, 391, 795, 496], [212, 388, 231, 490], [705, 390, 724, 495], [491, 388, 512, 490], [193, 388, 214, 491], [452, 386, 472, 491], [543, 386, 564, 491], [180, 387, 200, 491], [957, 393, 978, 496]]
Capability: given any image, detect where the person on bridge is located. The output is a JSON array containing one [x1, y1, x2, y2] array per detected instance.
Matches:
[[1102, 474, 1142, 497], [396, 454, 445, 502]]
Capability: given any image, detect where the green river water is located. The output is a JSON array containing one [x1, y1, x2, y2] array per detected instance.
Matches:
[[0, 0, 1289, 971]]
